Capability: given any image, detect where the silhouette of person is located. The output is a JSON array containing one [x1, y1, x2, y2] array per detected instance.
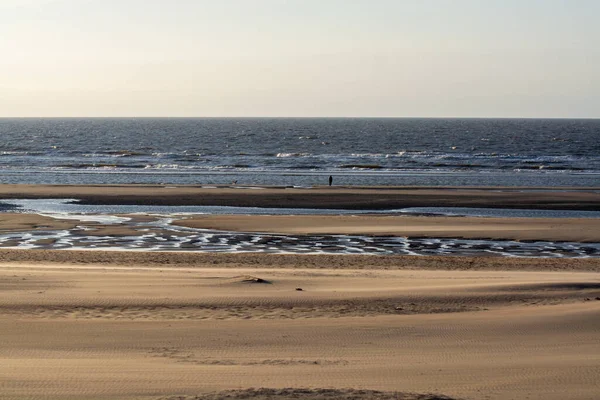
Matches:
[[328, 175, 333, 186]]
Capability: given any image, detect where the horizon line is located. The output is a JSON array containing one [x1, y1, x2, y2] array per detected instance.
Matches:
[[1, 116, 599, 120]]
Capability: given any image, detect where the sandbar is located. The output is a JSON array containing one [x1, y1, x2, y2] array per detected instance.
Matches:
[[1, 205, 599, 244], [1, 184, 600, 209], [174, 214, 600, 242]]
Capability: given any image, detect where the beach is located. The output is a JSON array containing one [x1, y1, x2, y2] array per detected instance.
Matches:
[[1, 185, 600, 399], [1, 251, 600, 400], [3, 0, 600, 397]]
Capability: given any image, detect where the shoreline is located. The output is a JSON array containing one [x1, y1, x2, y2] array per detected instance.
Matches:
[[1, 184, 600, 210], [1, 211, 599, 244]]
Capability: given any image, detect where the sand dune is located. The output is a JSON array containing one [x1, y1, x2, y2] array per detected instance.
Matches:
[[1, 259, 599, 400]]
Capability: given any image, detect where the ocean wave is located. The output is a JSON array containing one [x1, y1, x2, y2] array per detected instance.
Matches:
[[218, 164, 253, 169], [102, 150, 147, 157], [0, 150, 44, 156], [1, 148, 598, 177], [56, 163, 149, 169], [286, 165, 322, 170], [143, 164, 182, 169], [349, 153, 387, 157], [151, 152, 207, 159], [276, 152, 311, 158], [512, 166, 586, 171], [339, 164, 385, 169]]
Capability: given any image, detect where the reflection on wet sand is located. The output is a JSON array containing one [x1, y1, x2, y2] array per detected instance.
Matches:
[[1, 215, 598, 257]]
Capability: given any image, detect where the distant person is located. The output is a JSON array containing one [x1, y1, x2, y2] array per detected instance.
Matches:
[[328, 175, 333, 186]]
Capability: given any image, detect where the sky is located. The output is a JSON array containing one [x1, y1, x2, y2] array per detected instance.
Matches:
[[0, 0, 599, 118]]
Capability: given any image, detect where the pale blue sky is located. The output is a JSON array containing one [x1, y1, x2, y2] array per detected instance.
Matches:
[[1, 0, 598, 117]]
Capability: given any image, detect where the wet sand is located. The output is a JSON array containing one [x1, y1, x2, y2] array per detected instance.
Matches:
[[2, 211, 600, 244], [1, 183, 600, 210], [174, 214, 600, 242], [1, 253, 600, 400]]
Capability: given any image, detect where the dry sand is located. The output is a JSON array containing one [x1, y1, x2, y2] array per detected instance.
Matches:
[[1, 251, 600, 400], [1, 185, 600, 399]]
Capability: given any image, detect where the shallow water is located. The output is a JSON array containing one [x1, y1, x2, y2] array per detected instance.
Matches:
[[1, 199, 392, 216], [1, 222, 598, 257], [1, 200, 598, 258], [4, 199, 600, 218]]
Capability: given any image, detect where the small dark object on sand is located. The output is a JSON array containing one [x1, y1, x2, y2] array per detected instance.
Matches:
[[238, 276, 271, 284], [296, 287, 303, 291]]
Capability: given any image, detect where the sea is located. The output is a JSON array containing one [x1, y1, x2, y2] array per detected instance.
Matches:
[[1, 118, 599, 187]]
